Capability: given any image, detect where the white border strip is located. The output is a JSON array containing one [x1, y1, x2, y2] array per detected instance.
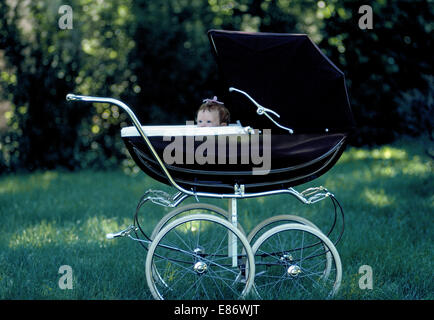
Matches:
[[121, 124, 253, 137]]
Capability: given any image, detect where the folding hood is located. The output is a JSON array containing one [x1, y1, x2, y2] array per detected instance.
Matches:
[[208, 30, 355, 134]]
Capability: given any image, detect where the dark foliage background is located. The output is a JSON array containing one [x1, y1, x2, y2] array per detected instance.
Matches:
[[0, 0, 432, 173]]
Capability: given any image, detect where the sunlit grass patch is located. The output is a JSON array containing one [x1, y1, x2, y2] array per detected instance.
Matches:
[[9, 220, 73, 248], [363, 188, 395, 207], [401, 155, 432, 176], [81, 216, 132, 242], [0, 171, 59, 194], [8, 216, 133, 248], [340, 145, 408, 162]]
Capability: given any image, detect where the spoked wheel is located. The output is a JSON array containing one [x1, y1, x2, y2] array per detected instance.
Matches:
[[150, 203, 246, 240], [247, 215, 323, 244], [251, 223, 342, 300], [146, 214, 255, 300], [246, 215, 334, 287]]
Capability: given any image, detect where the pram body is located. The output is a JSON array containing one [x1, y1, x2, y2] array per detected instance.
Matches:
[[67, 30, 354, 300]]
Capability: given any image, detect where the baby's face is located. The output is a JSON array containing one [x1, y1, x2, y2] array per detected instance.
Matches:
[[197, 110, 221, 127]]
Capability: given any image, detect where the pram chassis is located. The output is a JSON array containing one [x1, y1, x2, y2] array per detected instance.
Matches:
[[66, 93, 345, 300]]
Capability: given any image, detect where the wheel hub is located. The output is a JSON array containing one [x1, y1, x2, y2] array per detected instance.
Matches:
[[193, 261, 208, 274], [287, 265, 302, 277]]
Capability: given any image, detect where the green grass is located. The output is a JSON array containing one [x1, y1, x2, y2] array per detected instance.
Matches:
[[0, 136, 432, 299]]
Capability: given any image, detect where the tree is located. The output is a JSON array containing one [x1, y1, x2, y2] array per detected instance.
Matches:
[[318, 0, 433, 145]]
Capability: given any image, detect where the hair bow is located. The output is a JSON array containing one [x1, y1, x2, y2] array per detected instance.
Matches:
[[202, 96, 224, 105]]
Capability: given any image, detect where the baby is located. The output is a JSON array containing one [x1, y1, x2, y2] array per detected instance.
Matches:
[[196, 96, 230, 127]]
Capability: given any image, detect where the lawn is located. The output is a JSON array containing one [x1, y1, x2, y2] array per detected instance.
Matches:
[[0, 136, 432, 299]]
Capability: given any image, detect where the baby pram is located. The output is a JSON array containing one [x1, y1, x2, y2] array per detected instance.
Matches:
[[67, 30, 355, 300]]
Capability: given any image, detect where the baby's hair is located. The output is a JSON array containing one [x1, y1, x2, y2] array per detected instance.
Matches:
[[197, 99, 230, 125]]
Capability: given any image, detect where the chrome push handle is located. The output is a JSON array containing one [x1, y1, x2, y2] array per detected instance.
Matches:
[[66, 93, 188, 194], [66, 94, 143, 132]]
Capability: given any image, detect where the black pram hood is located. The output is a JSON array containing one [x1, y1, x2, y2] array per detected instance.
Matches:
[[208, 29, 355, 134]]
